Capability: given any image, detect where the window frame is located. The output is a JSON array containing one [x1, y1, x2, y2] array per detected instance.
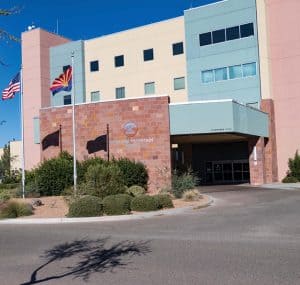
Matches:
[[115, 87, 125, 99], [199, 32, 212, 46], [90, 60, 99, 72], [144, 82, 155, 95], [212, 29, 226, 44], [63, 94, 72, 105], [173, 77, 185, 90], [172, 42, 184, 56], [143, 48, 154, 61], [91, 91, 100, 102], [114, 55, 124, 68]]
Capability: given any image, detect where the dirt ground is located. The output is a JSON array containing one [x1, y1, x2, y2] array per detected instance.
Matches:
[[14, 194, 211, 219]]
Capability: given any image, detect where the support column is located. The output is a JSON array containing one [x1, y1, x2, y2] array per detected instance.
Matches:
[[249, 137, 266, 185]]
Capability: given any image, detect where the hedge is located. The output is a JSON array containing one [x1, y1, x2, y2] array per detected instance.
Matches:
[[68, 195, 103, 217], [103, 194, 132, 215]]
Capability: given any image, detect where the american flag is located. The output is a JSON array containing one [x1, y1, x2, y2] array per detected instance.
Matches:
[[2, 72, 21, 100]]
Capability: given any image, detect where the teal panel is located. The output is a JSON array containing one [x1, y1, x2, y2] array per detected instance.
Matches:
[[170, 100, 268, 137], [33, 117, 40, 144]]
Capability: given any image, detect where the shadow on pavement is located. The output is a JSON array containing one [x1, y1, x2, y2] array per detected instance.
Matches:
[[20, 237, 151, 284]]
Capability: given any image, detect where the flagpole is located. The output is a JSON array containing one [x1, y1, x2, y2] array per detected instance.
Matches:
[[71, 52, 77, 196], [20, 66, 25, 199]]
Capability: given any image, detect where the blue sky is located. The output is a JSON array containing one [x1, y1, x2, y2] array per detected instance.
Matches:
[[0, 0, 219, 147]]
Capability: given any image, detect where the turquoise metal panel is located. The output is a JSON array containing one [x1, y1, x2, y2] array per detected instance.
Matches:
[[169, 100, 269, 137], [33, 117, 40, 144], [50, 40, 85, 106]]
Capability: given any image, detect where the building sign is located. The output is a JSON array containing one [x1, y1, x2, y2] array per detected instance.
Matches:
[[123, 122, 138, 138]]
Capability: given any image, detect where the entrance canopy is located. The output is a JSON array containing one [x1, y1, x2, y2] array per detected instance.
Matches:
[[169, 99, 269, 138]]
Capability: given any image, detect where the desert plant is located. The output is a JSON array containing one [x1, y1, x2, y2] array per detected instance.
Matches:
[[126, 185, 146, 197], [113, 158, 148, 189], [0, 190, 11, 202], [282, 176, 299, 183], [68, 195, 103, 217], [182, 190, 202, 201], [131, 195, 159, 212], [84, 164, 126, 198], [153, 194, 174, 209], [171, 169, 198, 198], [0, 201, 33, 219], [103, 194, 132, 215], [287, 151, 300, 181], [77, 157, 107, 184]]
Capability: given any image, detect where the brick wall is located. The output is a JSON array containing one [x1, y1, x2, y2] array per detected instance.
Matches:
[[40, 96, 171, 193]]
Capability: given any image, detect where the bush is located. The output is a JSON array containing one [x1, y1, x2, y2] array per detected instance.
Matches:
[[84, 164, 126, 199], [126, 185, 146, 197], [171, 170, 198, 198], [77, 157, 107, 184], [103, 194, 132, 215], [282, 176, 299, 183], [35, 152, 74, 196], [0, 183, 20, 190], [68, 195, 103, 217], [114, 158, 148, 189], [182, 190, 202, 201], [0, 190, 11, 202], [153, 194, 174, 209], [0, 201, 33, 219], [287, 151, 300, 181], [131, 195, 159, 212]]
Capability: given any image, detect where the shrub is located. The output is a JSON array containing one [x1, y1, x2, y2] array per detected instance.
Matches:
[[282, 176, 299, 183], [153, 194, 174, 209], [171, 170, 198, 198], [0, 190, 11, 202], [0, 201, 33, 219], [23, 181, 40, 198], [126, 185, 146, 197], [114, 158, 148, 189], [0, 183, 20, 190], [287, 151, 300, 181], [35, 152, 74, 196], [131, 195, 159, 212], [103, 194, 132, 215], [84, 164, 126, 199], [77, 157, 107, 184], [182, 190, 202, 201], [68, 195, 103, 217]]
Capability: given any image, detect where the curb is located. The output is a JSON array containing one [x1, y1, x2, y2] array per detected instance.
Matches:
[[0, 195, 214, 225]]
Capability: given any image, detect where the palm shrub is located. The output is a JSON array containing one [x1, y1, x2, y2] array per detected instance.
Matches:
[[103, 194, 132, 215], [0, 201, 33, 219], [153, 194, 174, 209], [68, 195, 103, 217], [131, 195, 159, 212], [126, 185, 146, 197]]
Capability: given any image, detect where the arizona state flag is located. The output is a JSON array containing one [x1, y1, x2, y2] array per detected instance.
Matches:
[[50, 66, 72, 95]]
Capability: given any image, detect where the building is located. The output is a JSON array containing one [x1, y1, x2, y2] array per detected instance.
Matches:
[[0, 140, 22, 172], [21, 0, 300, 192]]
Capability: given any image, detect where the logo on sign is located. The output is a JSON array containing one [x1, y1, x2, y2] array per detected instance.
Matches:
[[123, 122, 138, 138]]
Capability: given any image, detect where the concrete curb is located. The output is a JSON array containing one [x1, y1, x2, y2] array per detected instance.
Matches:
[[0, 195, 214, 225]]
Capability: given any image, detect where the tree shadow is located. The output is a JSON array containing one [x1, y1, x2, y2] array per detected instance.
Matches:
[[20, 237, 151, 284]]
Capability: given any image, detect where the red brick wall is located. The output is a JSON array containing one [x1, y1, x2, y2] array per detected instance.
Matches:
[[40, 96, 171, 193]]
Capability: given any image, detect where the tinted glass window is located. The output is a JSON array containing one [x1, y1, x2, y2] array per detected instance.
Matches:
[[63, 95, 71, 105], [212, 29, 225, 44], [199, 32, 212, 46], [229, 65, 243, 79], [172, 42, 184, 55], [242, 62, 256, 77], [215, 67, 228, 81], [115, 55, 124, 67], [143, 49, 154, 61], [144, 82, 155, 95], [202, 70, 214, 83], [226, 26, 240, 41], [90, 60, 99, 72], [174, 77, 185, 90], [240, 23, 254, 38], [116, 87, 125, 99], [63, 65, 71, 73], [91, 91, 100, 102]]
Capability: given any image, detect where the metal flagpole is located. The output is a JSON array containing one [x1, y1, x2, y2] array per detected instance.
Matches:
[[71, 52, 77, 196], [20, 66, 25, 199]]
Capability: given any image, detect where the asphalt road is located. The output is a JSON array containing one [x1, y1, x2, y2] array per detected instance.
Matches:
[[0, 187, 300, 285]]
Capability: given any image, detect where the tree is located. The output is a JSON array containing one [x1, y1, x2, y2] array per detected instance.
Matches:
[[0, 144, 11, 179]]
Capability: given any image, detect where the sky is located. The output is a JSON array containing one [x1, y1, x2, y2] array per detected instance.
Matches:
[[0, 0, 220, 147]]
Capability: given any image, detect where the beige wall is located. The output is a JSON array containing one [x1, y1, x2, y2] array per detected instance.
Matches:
[[85, 17, 187, 103], [10, 141, 22, 171]]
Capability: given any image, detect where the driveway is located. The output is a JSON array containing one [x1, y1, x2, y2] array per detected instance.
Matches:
[[0, 188, 299, 285]]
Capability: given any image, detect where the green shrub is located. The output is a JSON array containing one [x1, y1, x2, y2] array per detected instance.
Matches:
[[77, 157, 107, 184], [0, 190, 11, 202], [84, 164, 126, 198], [0, 183, 20, 190], [0, 201, 33, 219], [68, 195, 103, 217], [126, 185, 146, 197], [153, 194, 174, 209], [182, 190, 202, 201], [114, 158, 148, 189], [171, 170, 198, 198], [103, 194, 132, 215], [131, 195, 159, 212], [282, 176, 299, 183], [287, 151, 300, 181], [35, 152, 74, 196]]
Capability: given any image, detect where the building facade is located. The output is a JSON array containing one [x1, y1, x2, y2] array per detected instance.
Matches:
[[21, 0, 300, 192]]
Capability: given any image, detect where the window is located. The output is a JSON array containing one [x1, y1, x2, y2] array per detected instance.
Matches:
[[202, 70, 214, 83], [226, 26, 240, 41], [212, 29, 225, 44], [91, 91, 100, 102], [143, 49, 154, 61], [199, 32, 212, 46], [114, 55, 124, 67], [172, 42, 184, 55], [240, 23, 254, 38], [116, 87, 125, 99], [229, 65, 243, 79], [63, 65, 71, 72], [214, 67, 227, 82], [90, 60, 99, 72], [144, 82, 155, 95], [242, 62, 256, 77], [174, 77, 185, 90], [64, 95, 71, 105]]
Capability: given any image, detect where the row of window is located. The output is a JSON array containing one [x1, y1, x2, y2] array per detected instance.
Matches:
[[63, 77, 185, 105], [89, 42, 184, 72], [199, 23, 254, 46], [201, 62, 257, 83]]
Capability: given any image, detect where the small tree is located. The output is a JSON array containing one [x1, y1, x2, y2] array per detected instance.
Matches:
[[287, 151, 300, 180], [0, 144, 11, 180]]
